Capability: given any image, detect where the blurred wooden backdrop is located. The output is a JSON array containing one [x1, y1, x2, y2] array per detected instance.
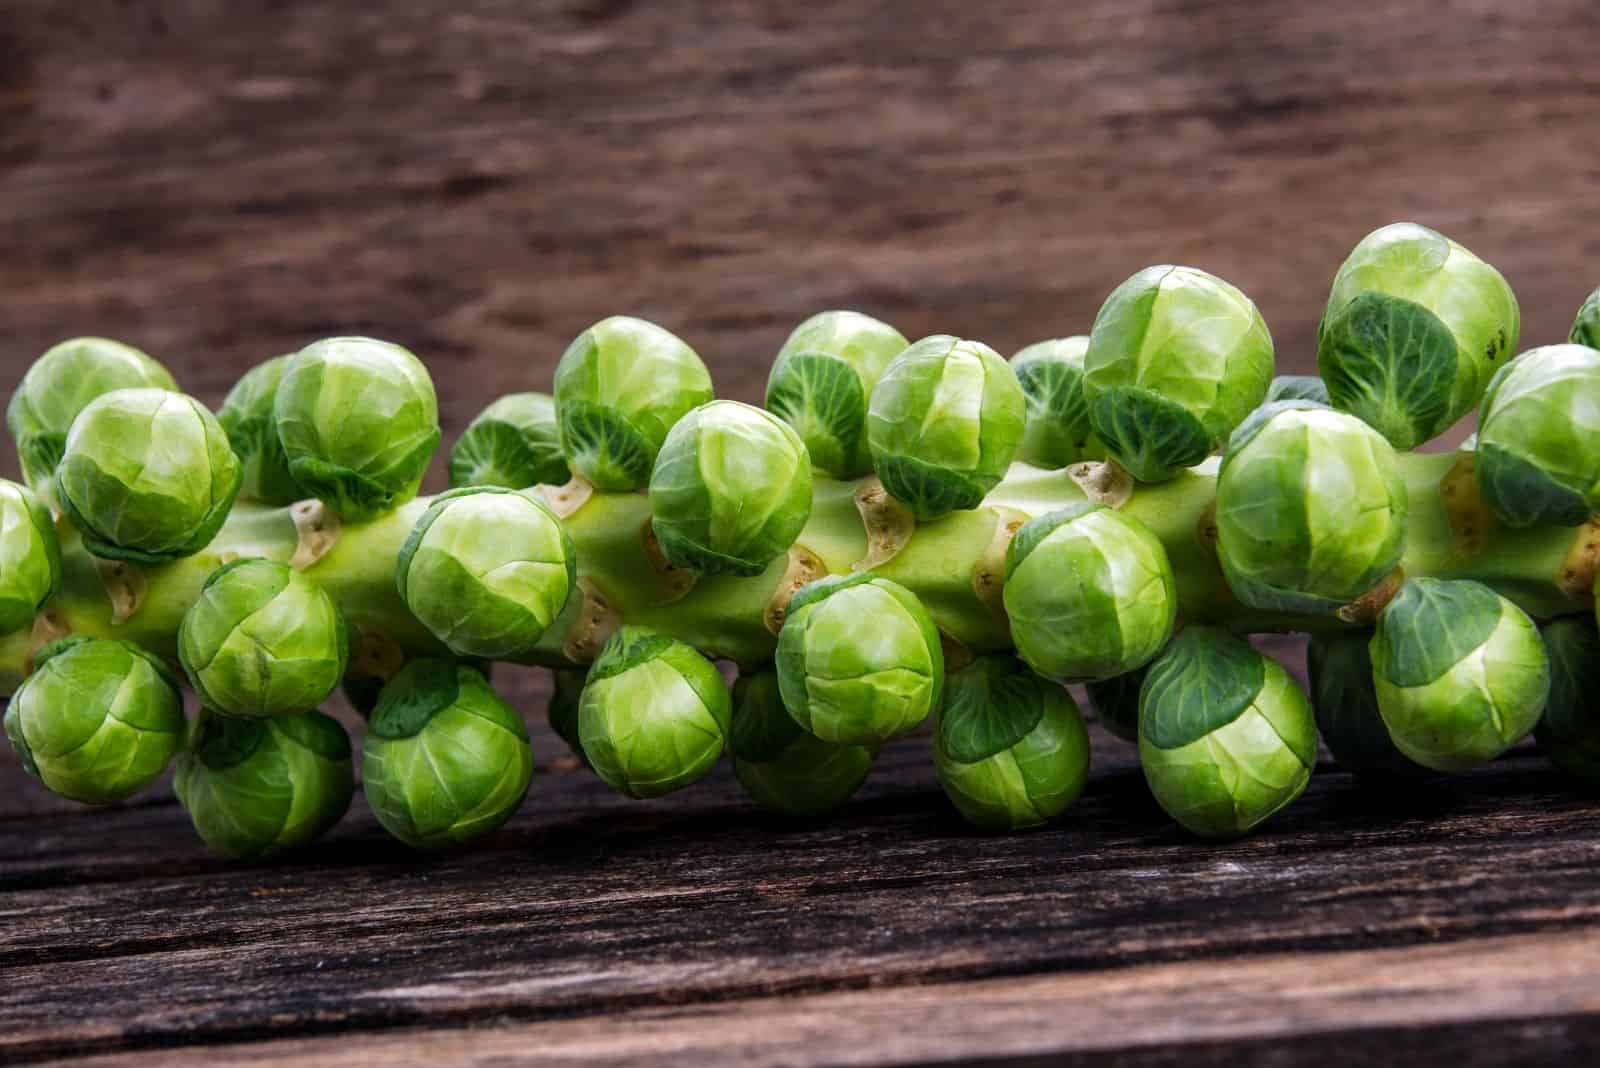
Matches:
[[2, 0, 1598, 483]]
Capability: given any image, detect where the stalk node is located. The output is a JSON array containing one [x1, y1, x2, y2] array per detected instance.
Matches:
[[25, 608, 71, 672], [1336, 568, 1406, 624], [561, 577, 620, 664], [540, 475, 594, 518], [640, 520, 697, 602], [1066, 458, 1133, 509], [1557, 520, 1600, 604], [852, 476, 914, 570], [348, 629, 406, 688], [93, 557, 146, 624], [765, 544, 828, 635], [289, 500, 341, 570], [973, 506, 1026, 629], [1438, 451, 1496, 557]]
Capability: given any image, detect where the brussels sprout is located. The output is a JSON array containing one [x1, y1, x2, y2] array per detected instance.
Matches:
[[396, 486, 576, 658], [0, 480, 61, 633], [7, 337, 177, 494], [1536, 618, 1600, 781], [273, 337, 441, 520], [1139, 627, 1316, 838], [4, 637, 186, 804], [776, 573, 944, 746], [1086, 667, 1144, 743], [216, 355, 307, 505], [1215, 402, 1408, 614], [178, 559, 348, 718], [449, 392, 570, 490], [578, 626, 731, 799], [1003, 504, 1176, 682], [731, 670, 873, 818], [547, 667, 589, 767], [1317, 223, 1519, 448], [1008, 336, 1103, 469], [362, 659, 533, 849], [1306, 630, 1423, 778], [1082, 266, 1274, 482], [649, 401, 813, 577], [933, 656, 1091, 832], [1573, 286, 1600, 350], [553, 316, 714, 491], [1370, 578, 1548, 772], [54, 388, 241, 563], [1264, 374, 1330, 407], [865, 335, 1026, 520], [765, 310, 910, 478], [1474, 345, 1600, 527], [175, 710, 354, 860]]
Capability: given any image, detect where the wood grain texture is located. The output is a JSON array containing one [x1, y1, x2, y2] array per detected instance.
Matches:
[[5, 1, 1600, 1063]]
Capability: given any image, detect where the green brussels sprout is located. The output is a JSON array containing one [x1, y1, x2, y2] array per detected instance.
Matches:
[[1370, 578, 1549, 772], [1536, 618, 1600, 781], [1573, 286, 1600, 350], [578, 626, 731, 799], [178, 559, 348, 718], [553, 316, 714, 491], [1215, 402, 1408, 614], [776, 573, 944, 746], [1317, 223, 1519, 448], [1264, 374, 1330, 407], [731, 670, 873, 818], [865, 335, 1026, 520], [448, 392, 570, 490], [175, 710, 354, 861], [1306, 630, 1423, 778], [547, 667, 589, 767], [54, 388, 242, 563], [933, 655, 1091, 832], [1474, 345, 1600, 527], [765, 310, 910, 478], [396, 486, 576, 659], [1082, 266, 1274, 482], [7, 337, 177, 494], [273, 337, 441, 520], [649, 400, 813, 577], [1002, 504, 1176, 682], [216, 355, 308, 505], [0, 480, 61, 633], [362, 659, 533, 849], [1009, 336, 1103, 469], [4, 637, 186, 804], [1086, 667, 1144, 743], [1139, 627, 1316, 838]]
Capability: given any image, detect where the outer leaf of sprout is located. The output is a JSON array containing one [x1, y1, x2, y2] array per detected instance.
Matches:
[[578, 626, 730, 799], [1572, 286, 1600, 350], [1138, 627, 1316, 838], [1003, 503, 1176, 682], [396, 486, 576, 659], [776, 574, 944, 746], [866, 335, 1026, 520], [175, 710, 354, 861], [649, 400, 813, 577], [7, 337, 177, 496], [448, 392, 570, 490], [1370, 579, 1549, 772], [1475, 344, 1600, 527], [0, 480, 61, 633], [217, 356, 308, 505], [1264, 374, 1330, 407], [274, 337, 441, 520], [1010, 336, 1103, 468], [934, 655, 1091, 832], [1216, 401, 1409, 614], [765, 310, 909, 479], [4, 637, 186, 804], [1317, 222, 1519, 448], [362, 660, 533, 849], [1083, 265, 1274, 482], [1306, 630, 1423, 778], [1535, 618, 1600, 781], [54, 389, 242, 563], [553, 317, 713, 491], [179, 558, 349, 718], [731, 670, 872, 817]]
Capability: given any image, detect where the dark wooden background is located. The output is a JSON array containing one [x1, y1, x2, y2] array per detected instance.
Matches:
[[3, 2, 1600, 1064]]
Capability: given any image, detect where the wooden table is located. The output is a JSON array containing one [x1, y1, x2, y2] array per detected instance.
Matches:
[[4, 1, 1600, 1063]]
